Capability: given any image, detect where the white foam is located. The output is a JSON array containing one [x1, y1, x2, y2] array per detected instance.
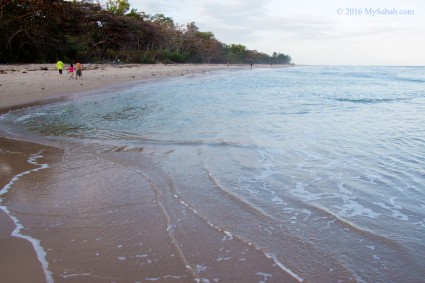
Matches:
[[175, 192, 239, 248], [265, 253, 304, 282], [300, 209, 311, 221], [222, 231, 233, 241], [271, 194, 284, 205], [256, 272, 272, 282], [366, 245, 375, 251], [336, 182, 381, 219], [195, 264, 208, 274], [0, 151, 53, 283], [373, 201, 408, 221], [167, 223, 176, 232], [62, 273, 91, 279], [337, 199, 380, 219], [14, 112, 47, 123], [291, 182, 323, 201], [164, 275, 182, 279], [414, 219, 425, 228]]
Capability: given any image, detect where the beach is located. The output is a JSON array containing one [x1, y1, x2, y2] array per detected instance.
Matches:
[[0, 63, 261, 283], [2, 64, 423, 283], [0, 63, 249, 111], [0, 137, 51, 283]]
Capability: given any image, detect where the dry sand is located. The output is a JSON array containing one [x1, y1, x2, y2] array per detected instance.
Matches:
[[0, 63, 247, 111], [0, 63, 252, 282]]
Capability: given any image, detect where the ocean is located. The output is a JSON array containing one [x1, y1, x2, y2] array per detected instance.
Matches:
[[1, 66, 425, 282]]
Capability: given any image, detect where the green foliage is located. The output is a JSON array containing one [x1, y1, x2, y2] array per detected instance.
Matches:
[[106, 0, 130, 15], [229, 44, 247, 56], [0, 0, 292, 64], [150, 14, 174, 27], [225, 44, 247, 63], [197, 31, 215, 40], [271, 52, 292, 64]]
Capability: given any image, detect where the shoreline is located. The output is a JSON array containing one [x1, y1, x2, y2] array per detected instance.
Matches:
[[0, 63, 233, 283], [0, 63, 289, 113], [0, 63, 290, 282], [0, 137, 53, 283], [0, 63, 229, 283], [0, 63, 232, 112]]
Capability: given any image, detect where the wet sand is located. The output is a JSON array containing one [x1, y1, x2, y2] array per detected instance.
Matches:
[[0, 63, 238, 283], [0, 213, 45, 283], [0, 63, 296, 282], [0, 137, 49, 283], [0, 139, 301, 282]]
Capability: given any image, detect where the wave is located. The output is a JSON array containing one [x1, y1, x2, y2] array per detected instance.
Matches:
[[81, 130, 259, 151], [395, 77, 425, 84], [203, 164, 275, 221], [136, 155, 311, 282], [333, 97, 410, 104], [0, 151, 53, 283]]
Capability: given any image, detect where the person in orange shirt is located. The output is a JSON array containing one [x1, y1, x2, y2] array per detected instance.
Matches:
[[75, 62, 83, 79]]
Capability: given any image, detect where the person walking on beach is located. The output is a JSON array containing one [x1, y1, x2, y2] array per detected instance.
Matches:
[[56, 60, 64, 75], [69, 64, 74, 79], [75, 62, 83, 80]]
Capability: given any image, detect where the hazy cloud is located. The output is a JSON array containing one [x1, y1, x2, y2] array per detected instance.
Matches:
[[130, 0, 425, 65]]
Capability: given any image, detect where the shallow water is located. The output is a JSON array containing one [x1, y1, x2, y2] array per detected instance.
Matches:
[[1, 66, 425, 282]]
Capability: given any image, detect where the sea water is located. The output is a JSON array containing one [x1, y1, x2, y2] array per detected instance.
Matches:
[[1, 66, 425, 282]]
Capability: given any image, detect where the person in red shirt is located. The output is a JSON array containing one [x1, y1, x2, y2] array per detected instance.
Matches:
[[69, 64, 74, 79]]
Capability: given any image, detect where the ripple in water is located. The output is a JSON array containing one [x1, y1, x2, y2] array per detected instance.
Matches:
[[1, 66, 425, 282]]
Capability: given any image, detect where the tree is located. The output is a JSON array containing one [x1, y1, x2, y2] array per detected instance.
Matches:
[[106, 0, 130, 15], [226, 44, 247, 63], [0, 0, 292, 64], [0, 0, 79, 62], [271, 52, 291, 64]]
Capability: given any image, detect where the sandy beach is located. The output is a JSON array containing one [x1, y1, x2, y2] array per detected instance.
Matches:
[[0, 63, 250, 111], [1, 63, 295, 283], [0, 63, 243, 283], [2, 64, 424, 283]]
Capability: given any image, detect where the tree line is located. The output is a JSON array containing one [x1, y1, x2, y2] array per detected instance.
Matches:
[[0, 0, 292, 65]]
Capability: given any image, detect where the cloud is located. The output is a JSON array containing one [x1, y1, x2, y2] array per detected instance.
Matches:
[[132, 0, 425, 65]]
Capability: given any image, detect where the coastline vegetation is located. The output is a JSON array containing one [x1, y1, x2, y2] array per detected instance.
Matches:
[[0, 0, 292, 65]]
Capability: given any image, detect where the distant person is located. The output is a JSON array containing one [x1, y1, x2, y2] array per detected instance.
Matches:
[[69, 64, 74, 79], [56, 60, 64, 75], [75, 62, 83, 79]]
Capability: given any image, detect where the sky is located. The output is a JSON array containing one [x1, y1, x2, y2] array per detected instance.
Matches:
[[122, 0, 425, 66]]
